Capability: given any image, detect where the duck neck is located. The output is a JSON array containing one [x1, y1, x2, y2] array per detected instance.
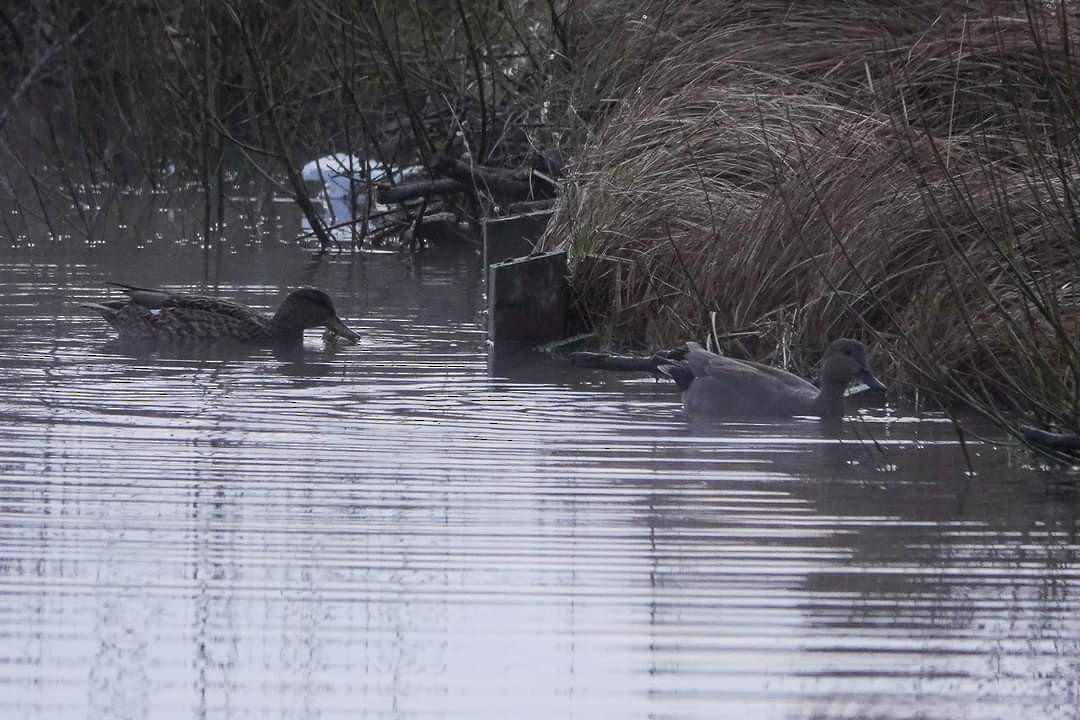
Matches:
[[271, 304, 305, 330], [812, 380, 848, 418], [269, 308, 306, 340]]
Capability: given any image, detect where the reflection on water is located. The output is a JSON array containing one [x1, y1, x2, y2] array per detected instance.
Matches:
[[0, 235, 1078, 720]]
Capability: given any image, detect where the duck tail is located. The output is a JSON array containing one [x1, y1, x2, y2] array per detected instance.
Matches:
[[79, 301, 128, 328], [658, 362, 695, 392], [105, 281, 157, 292], [104, 281, 171, 308], [80, 300, 126, 315]]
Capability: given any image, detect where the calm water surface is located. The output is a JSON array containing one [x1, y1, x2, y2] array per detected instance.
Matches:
[[1, 236, 1078, 719]]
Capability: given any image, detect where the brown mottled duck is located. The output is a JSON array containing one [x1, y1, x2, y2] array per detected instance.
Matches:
[[659, 339, 885, 418], [82, 282, 360, 345]]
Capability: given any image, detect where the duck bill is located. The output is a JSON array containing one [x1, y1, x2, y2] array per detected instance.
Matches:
[[325, 316, 360, 344], [856, 368, 886, 392]]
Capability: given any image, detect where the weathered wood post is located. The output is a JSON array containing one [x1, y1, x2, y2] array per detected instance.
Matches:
[[481, 210, 554, 268], [487, 250, 568, 345], [484, 209, 569, 345]]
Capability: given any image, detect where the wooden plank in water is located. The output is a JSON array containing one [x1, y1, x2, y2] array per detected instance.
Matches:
[[488, 250, 567, 345], [482, 210, 554, 268]]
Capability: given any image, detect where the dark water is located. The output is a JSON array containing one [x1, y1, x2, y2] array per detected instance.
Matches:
[[1, 221, 1079, 718]]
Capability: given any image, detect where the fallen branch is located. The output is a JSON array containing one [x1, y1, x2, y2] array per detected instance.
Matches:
[[506, 198, 556, 215], [433, 155, 556, 201], [1021, 426, 1080, 453], [378, 178, 466, 203]]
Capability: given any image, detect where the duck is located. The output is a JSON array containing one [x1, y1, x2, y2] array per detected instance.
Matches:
[[82, 282, 360, 345], [659, 338, 885, 418]]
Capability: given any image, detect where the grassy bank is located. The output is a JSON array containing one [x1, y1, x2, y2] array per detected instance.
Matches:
[[541, 1, 1080, 437], [3, 1, 1078, 436]]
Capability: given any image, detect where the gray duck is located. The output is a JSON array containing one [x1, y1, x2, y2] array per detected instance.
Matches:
[[660, 338, 885, 418]]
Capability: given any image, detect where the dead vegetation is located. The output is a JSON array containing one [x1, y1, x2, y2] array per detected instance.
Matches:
[[2, 0, 1079, 435], [540, 0, 1080, 436], [0, 1, 577, 249]]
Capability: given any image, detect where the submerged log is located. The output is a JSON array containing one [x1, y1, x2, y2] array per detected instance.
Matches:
[[568, 349, 686, 372], [1021, 426, 1080, 452], [402, 211, 473, 247]]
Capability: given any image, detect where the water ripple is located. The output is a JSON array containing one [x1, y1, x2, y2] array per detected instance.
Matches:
[[0, 248, 1077, 720]]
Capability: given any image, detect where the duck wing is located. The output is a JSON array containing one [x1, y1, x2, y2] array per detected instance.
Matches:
[[686, 343, 817, 392], [105, 282, 273, 341], [105, 282, 176, 309], [686, 344, 761, 381], [108, 282, 256, 318], [736, 358, 819, 392]]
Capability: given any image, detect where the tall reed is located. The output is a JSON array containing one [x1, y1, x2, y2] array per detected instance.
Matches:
[[542, 0, 1080, 436]]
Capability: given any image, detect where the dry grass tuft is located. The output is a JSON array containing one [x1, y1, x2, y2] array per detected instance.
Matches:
[[545, 0, 1080, 432]]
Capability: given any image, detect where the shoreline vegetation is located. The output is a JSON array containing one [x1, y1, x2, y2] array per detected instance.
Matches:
[[1, 1, 1078, 445]]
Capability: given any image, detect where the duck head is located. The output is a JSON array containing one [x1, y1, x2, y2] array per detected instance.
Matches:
[[820, 338, 885, 391], [273, 288, 360, 343]]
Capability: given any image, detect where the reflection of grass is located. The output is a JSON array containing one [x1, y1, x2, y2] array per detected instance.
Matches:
[[542, 1, 1080, 438]]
